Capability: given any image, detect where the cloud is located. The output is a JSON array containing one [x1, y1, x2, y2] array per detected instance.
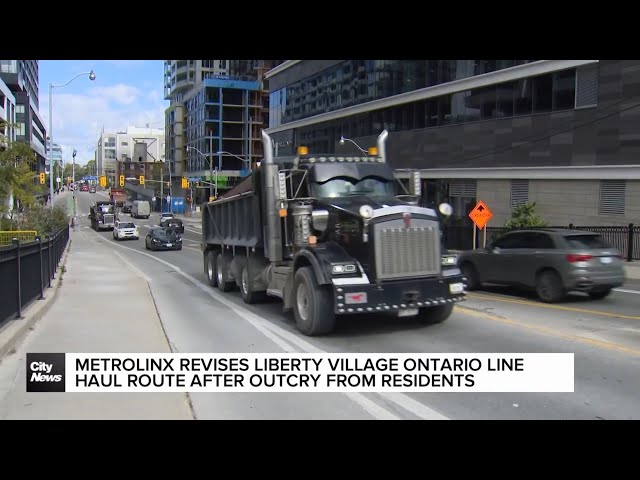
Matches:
[[41, 83, 166, 166], [89, 84, 140, 105]]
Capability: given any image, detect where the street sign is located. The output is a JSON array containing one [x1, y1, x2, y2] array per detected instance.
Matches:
[[468, 200, 493, 230]]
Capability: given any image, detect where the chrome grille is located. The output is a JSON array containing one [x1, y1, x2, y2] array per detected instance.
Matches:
[[373, 218, 440, 280], [103, 214, 115, 224]]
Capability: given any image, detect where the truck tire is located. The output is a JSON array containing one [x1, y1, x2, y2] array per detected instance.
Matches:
[[240, 265, 266, 304], [205, 252, 218, 287], [293, 266, 335, 336], [216, 253, 234, 292], [415, 303, 454, 324]]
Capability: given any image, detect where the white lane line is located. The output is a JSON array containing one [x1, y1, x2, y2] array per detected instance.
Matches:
[[613, 288, 640, 295], [92, 236, 416, 420]]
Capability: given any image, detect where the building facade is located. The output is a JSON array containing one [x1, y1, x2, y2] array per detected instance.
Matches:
[[164, 60, 284, 203], [97, 126, 165, 187], [0, 76, 16, 147], [0, 60, 47, 174], [265, 60, 640, 239]]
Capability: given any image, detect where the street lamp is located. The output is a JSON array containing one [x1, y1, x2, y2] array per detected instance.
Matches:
[[339, 135, 369, 156], [215, 150, 251, 170], [186, 145, 217, 198], [48, 70, 96, 209], [72, 149, 77, 218]]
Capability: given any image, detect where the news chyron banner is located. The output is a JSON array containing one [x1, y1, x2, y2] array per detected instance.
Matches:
[[26, 352, 575, 393]]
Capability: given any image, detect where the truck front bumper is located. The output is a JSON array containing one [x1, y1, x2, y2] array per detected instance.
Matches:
[[332, 274, 466, 315]]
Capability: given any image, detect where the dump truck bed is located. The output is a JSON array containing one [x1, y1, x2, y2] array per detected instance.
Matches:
[[202, 172, 265, 249]]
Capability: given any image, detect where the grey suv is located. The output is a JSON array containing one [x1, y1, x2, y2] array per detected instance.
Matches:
[[458, 229, 625, 302]]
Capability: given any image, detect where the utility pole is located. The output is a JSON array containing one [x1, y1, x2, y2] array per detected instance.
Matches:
[[209, 131, 214, 200], [160, 160, 163, 213]]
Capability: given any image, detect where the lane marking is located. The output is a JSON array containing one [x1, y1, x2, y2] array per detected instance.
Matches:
[[466, 292, 640, 320], [91, 234, 446, 420], [614, 288, 640, 295], [455, 305, 640, 357]]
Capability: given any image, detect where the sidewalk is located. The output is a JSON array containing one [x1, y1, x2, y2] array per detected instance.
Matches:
[[0, 228, 193, 419]]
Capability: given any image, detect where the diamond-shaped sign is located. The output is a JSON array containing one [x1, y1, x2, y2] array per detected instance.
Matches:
[[468, 200, 493, 230]]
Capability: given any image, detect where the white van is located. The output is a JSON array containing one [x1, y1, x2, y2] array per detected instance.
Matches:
[[131, 200, 151, 219]]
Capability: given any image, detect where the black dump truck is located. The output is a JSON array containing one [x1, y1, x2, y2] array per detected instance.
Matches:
[[89, 201, 116, 231], [201, 130, 466, 336]]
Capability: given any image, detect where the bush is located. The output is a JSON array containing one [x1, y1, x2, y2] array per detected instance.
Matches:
[[505, 202, 547, 229], [17, 203, 70, 236]]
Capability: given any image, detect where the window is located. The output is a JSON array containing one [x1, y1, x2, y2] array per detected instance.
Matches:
[[17, 122, 25, 136], [520, 232, 555, 249], [564, 234, 611, 249], [16, 104, 25, 114], [121, 141, 128, 146], [493, 232, 528, 249], [598, 180, 625, 215], [510, 180, 529, 208]]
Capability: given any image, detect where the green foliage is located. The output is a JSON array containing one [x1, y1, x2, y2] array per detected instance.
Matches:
[[18, 203, 70, 236], [505, 202, 547, 229], [0, 139, 39, 211]]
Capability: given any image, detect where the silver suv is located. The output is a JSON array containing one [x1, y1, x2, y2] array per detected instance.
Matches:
[[457, 228, 625, 302]]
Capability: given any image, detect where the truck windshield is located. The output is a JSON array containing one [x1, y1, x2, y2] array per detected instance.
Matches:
[[311, 177, 395, 199]]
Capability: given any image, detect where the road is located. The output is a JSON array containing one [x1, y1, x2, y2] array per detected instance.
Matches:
[[72, 191, 640, 420]]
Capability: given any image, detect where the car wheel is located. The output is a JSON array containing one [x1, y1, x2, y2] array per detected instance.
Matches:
[[460, 262, 480, 290], [536, 270, 565, 303]]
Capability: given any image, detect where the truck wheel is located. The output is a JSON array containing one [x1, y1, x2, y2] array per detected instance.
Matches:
[[415, 303, 454, 324], [293, 266, 335, 336], [216, 253, 234, 292], [240, 265, 266, 304], [205, 252, 218, 287]]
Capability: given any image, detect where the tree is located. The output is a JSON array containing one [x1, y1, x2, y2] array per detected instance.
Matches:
[[505, 202, 547, 229], [0, 130, 39, 218]]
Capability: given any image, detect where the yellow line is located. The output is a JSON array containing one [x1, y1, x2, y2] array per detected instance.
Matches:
[[466, 292, 640, 320], [454, 305, 640, 356]]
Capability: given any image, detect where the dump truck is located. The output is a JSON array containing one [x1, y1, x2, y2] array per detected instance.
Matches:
[[89, 201, 116, 231], [201, 130, 466, 336], [110, 188, 127, 208]]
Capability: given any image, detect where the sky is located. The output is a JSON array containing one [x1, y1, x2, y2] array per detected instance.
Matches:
[[39, 60, 167, 166]]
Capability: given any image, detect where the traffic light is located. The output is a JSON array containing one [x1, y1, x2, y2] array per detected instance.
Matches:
[[119, 175, 125, 187], [139, 175, 145, 185], [39, 172, 45, 184], [100, 176, 107, 187], [181, 177, 189, 189]]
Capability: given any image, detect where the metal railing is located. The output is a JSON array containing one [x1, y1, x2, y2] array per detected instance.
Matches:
[[0, 225, 70, 326], [443, 223, 639, 261]]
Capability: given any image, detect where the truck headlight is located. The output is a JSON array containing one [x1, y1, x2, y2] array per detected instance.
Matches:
[[332, 263, 357, 274], [441, 255, 457, 266]]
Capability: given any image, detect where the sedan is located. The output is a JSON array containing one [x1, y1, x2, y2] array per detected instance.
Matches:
[[160, 217, 184, 233], [457, 228, 625, 303], [145, 228, 182, 251]]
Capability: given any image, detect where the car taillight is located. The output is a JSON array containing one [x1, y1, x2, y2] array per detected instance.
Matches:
[[566, 254, 593, 263]]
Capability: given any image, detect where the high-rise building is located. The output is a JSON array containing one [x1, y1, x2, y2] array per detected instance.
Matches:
[[0, 60, 47, 174], [0, 76, 16, 148], [164, 60, 284, 202], [265, 60, 640, 245]]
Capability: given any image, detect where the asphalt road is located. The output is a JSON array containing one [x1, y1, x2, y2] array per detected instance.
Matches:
[[74, 191, 640, 420]]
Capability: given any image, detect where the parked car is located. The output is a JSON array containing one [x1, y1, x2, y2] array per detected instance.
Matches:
[[145, 227, 182, 251], [457, 228, 625, 303], [113, 220, 139, 241], [160, 216, 184, 233]]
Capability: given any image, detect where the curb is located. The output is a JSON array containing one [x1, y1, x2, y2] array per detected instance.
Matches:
[[0, 239, 72, 360]]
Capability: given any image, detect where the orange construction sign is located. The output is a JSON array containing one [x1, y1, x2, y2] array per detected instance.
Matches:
[[468, 200, 493, 230]]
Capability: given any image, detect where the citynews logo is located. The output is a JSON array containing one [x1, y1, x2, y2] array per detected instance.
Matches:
[[26, 353, 66, 392]]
